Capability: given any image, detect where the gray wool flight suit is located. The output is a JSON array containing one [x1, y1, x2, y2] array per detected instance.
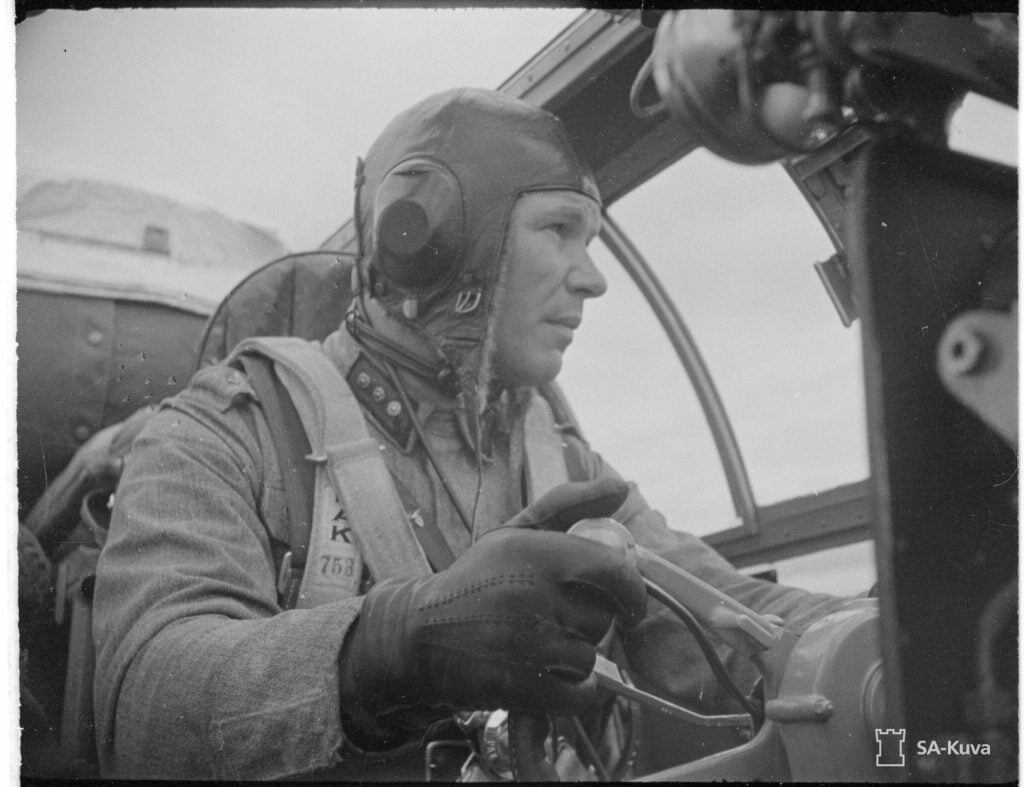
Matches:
[[92, 327, 849, 779]]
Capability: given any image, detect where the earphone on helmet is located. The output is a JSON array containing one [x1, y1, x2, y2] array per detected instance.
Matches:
[[370, 157, 465, 293]]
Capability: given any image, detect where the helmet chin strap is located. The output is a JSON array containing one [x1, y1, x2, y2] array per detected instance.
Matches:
[[345, 299, 458, 397]]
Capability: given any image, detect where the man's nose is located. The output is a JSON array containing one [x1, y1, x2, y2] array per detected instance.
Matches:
[[566, 249, 608, 299]]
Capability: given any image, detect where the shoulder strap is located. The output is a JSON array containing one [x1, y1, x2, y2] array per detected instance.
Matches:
[[389, 474, 455, 571], [234, 354, 313, 610], [523, 392, 570, 500], [537, 382, 589, 484], [559, 436, 588, 484], [235, 338, 433, 603]]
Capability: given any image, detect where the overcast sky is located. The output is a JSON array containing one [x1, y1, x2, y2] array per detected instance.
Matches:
[[16, 7, 580, 250]]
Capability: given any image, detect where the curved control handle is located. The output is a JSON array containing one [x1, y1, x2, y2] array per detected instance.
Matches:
[[567, 518, 783, 655], [507, 519, 772, 781]]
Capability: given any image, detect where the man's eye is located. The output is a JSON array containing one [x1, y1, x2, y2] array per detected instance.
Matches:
[[548, 223, 568, 235]]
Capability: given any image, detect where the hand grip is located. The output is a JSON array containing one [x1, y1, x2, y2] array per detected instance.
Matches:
[[567, 518, 783, 654]]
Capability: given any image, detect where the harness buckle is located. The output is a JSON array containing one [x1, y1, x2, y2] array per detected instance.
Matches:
[[276, 550, 305, 605]]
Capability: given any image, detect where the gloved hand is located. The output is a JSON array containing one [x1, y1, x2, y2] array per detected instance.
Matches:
[[337, 480, 645, 746], [503, 477, 630, 532]]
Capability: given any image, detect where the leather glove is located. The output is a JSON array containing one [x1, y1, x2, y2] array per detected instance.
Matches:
[[503, 477, 630, 532], [338, 480, 645, 745]]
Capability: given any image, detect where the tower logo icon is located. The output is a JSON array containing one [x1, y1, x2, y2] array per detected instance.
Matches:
[[875, 728, 906, 767]]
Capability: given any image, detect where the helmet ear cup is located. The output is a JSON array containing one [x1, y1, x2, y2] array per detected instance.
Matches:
[[372, 158, 464, 291]]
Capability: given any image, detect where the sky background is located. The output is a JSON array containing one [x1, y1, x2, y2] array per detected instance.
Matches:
[[8, 12, 1018, 772], [16, 8, 582, 250]]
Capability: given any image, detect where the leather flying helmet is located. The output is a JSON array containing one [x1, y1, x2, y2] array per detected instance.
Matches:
[[354, 88, 601, 410]]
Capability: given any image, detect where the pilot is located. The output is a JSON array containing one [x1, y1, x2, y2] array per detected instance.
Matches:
[[92, 88, 847, 779]]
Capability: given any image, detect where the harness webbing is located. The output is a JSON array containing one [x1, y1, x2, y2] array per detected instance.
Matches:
[[232, 337, 576, 609], [523, 393, 570, 500], [235, 354, 315, 609], [237, 338, 432, 605]]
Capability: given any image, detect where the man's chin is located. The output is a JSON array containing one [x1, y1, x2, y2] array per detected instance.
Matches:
[[493, 354, 563, 389]]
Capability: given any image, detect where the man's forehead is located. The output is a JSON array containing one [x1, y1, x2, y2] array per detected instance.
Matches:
[[514, 190, 602, 223]]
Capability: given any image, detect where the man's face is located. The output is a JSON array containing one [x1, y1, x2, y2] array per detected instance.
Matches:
[[492, 190, 606, 387]]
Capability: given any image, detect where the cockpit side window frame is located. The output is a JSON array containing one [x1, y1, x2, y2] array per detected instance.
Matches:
[[598, 212, 759, 533], [599, 208, 875, 567]]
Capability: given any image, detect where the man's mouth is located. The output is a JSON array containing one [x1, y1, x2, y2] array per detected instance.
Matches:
[[548, 314, 582, 330]]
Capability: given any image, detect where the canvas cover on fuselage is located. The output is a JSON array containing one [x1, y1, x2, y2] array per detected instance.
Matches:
[[16, 173, 288, 515]]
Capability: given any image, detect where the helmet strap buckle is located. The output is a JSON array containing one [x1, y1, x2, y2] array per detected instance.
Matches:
[[454, 288, 483, 315]]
